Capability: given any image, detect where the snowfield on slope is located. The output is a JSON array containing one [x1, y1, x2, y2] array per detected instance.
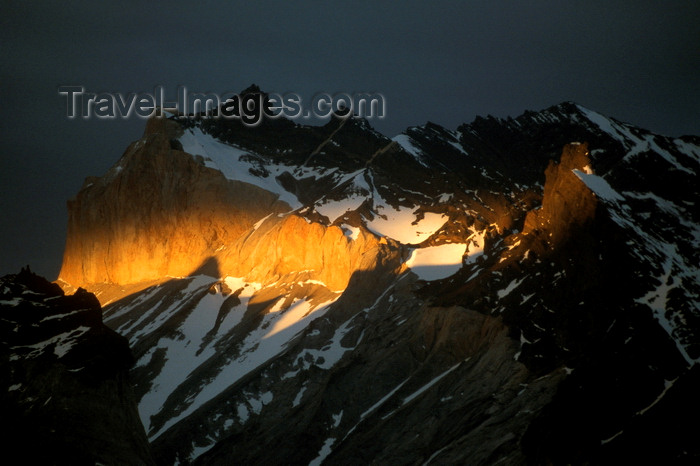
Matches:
[[144, 281, 342, 441], [406, 243, 467, 281], [180, 127, 449, 245], [366, 207, 448, 245], [365, 172, 447, 244], [178, 127, 303, 209]]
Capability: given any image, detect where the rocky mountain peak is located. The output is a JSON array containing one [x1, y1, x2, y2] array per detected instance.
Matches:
[[239, 83, 262, 95], [523, 141, 598, 244]]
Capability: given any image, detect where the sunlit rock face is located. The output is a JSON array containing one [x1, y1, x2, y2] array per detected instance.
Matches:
[[55, 96, 700, 464], [58, 117, 289, 288], [58, 101, 541, 298], [58, 115, 401, 298], [218, 213, 395, 292], [523, 142, 598, 243]]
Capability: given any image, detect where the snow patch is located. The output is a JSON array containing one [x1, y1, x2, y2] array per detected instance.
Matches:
[[497, 277, 525, 299], [364, 172, 447, 244], [438, 193, 453, 203], [464, 229, 486, 264], [401, 362, 462, 406], [12, 326, 91, 359], [406, 244, 467, 281], [573, 170, 624, 202], [294, 312, 363, 371], [366, 208, 447, 244], [340, 224, 360, 241], [292, 385, 306, 407], [392, 134, 427, 166], [179, 127, 302, 209], [314, 170, 369, 222], [309, 438, 336, 466]]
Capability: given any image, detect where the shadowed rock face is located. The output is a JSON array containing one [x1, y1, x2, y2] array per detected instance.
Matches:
[[0, 268, 154, 465], [185, 303, 565, 466], [54, 97, 700, 464]]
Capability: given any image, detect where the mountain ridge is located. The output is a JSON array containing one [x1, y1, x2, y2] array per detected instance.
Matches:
[[48, 96, 700, 464]]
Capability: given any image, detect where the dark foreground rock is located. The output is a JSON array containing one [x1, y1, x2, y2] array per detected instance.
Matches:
[[0, 267, 154, 465]]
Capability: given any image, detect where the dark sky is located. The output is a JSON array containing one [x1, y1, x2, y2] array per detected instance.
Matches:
[[1, 0, 699, 279]]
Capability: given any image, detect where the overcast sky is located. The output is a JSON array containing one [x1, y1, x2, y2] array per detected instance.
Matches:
[[1, 1, 698, 279]]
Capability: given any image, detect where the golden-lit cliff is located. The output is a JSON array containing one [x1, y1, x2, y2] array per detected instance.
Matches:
[[58, 116, 395, 299]]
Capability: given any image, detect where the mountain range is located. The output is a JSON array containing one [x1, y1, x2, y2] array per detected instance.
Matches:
[[3, 89, 699, 464]]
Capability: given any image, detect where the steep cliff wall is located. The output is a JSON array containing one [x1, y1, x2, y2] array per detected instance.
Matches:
[[219, 213, 394, 291], [59, 117, 284, 287], [58, 117, 393, 295]]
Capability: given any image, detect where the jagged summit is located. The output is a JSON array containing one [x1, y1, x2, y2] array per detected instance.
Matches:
[[239, 83, 262, 94], [48, 100, 700, 464]]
